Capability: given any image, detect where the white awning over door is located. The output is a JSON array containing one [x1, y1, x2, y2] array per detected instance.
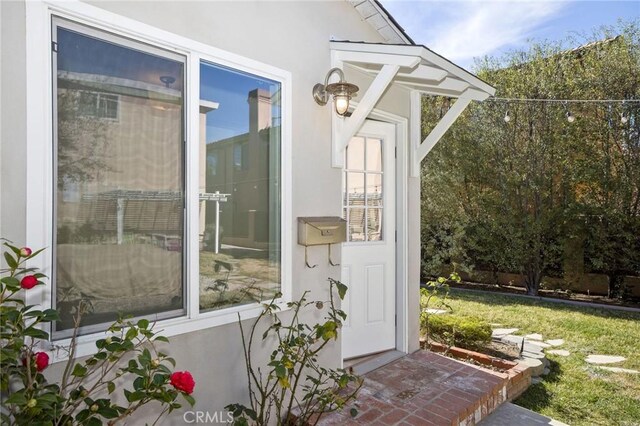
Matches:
[[329, 41, 496, 176]]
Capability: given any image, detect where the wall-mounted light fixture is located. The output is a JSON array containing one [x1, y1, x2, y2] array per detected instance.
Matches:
[[312, 68, 359, 116]]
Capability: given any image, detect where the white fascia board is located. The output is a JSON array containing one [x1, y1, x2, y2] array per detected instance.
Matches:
[[330, 41, 496, 98]]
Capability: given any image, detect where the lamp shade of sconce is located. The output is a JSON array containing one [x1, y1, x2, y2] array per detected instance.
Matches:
[[313, 68, 359, 116]]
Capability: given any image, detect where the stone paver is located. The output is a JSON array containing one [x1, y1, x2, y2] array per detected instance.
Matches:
[[586, 355, 627, 365], [424, 308, 448, 315], [545, 339, 565, 347], [525, 333, 543, 341], [547, 349, 570, 357], [479, 402, 569, 426], [519, 358, 544, 377], [598, 366, 639, 374], [319, 350, 510, 426], [527, 340, 551, 349], [492, 328, 519, 337]]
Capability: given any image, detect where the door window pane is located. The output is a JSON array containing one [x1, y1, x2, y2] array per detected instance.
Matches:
[[344, 135, 385, 242], [54, 23, 186, 335], [199, 61, 281, 312], [346, 137, 365, 170], [366, 138, 382, 172]]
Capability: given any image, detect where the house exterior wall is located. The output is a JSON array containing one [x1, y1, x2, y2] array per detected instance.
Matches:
[[0, 1, 421, 423]]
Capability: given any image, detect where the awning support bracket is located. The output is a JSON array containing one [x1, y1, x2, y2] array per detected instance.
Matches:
[[410, 90, 473, 177]]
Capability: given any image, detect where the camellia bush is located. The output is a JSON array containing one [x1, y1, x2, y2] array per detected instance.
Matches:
[[0, 240, 196, 425]]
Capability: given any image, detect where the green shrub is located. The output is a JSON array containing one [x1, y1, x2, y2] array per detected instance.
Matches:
[[422, 314, 492, 349]]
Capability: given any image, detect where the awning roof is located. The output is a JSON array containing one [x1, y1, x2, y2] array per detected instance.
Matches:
[[329, 41, 496, 175], [331, 41, 496, 100]]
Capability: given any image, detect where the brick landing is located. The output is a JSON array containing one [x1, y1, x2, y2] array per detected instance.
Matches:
[[319, 350, 509, 426]]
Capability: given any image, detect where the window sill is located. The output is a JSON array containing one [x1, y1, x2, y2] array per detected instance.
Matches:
[[46, 300, 290, 363]]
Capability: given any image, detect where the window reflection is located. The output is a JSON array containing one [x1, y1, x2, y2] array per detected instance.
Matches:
[[54, 24, 185, 335], [199, 61, 281, 312]]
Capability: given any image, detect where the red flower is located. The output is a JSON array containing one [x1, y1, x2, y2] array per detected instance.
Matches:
[[20, 247, 32, 257], [34, 352, 49, 371], [20, 275, 38, 290], [22, 352, 50, 372], [170, 371, 195, 394]]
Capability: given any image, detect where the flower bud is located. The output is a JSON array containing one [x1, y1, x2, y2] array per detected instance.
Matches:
[[90, 404, 99, 412], [105, 337, 112, 344], [20, 247, 33, 257], [27, 399, 37, 408], [151, 359, 160, 368]]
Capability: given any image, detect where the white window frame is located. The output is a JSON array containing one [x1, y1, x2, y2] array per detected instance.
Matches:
[[25, 0, 292, 361]]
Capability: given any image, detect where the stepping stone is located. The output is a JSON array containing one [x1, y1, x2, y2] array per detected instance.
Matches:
[[424, 308, 448, 314], [501, 335, 525, 346], [545, 339, 565, 347], [519, 358, 545, 377], [531, 377, 543, 385], [547, 349, 570, 357], [492, 328, 518, 337], [525, 333, 543, 341], [598, 367, 639, 374], [524, 342, 542, 354], [541, 367, 551, 376], [522, 351, 545, 361], [527, 340, 551, 348], [585, 355, 627, 365]]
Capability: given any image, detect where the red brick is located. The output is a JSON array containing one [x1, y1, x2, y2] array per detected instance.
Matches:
[[355, 408, 382, 424], [379, 408, 410, 424]]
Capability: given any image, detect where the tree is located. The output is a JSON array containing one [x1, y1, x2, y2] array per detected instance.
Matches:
[[420, 20, 640, 296]]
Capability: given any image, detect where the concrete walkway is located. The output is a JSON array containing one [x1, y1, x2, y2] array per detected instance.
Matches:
[[479, 402, 568, 426]]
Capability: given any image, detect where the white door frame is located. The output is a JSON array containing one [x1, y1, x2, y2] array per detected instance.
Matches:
[[340, 103, 409, 361]]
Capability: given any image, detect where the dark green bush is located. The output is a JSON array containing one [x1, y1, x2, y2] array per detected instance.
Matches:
[[422, 314, 492, 349]]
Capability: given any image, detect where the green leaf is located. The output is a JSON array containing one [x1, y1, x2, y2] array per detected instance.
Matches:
[[183, 394, 196, 407], [153, 336, 169, 343], [107, 382, 116, 394], [125, 327, 138, 341], [275, 364, 286, 379], [3, 251, 18, 269], [71, 363, 88, 378], [23, 327, 49, 340], [335, 281, 348, 300], [137, 319, 149, 330]]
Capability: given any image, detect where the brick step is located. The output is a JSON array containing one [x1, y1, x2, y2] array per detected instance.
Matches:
[[317, 350, 527, 426]]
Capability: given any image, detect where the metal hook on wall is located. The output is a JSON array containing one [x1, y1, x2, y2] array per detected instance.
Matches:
[[305, 246, 318, 268], [328, 244, 340, 267]]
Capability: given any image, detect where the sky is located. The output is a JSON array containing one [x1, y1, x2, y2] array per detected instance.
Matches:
[[379, 0, 640, 70]]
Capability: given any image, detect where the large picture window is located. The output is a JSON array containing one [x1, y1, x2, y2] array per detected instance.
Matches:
[[41, 10, 289, 344], [198, 62, 282, 312], [53, 20, 186, 336]]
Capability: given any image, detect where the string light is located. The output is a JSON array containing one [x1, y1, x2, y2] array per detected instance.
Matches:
[[483, 97, 636, 124]]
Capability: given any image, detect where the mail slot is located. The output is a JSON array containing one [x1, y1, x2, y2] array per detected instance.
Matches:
[[298, 216, 347, 246]]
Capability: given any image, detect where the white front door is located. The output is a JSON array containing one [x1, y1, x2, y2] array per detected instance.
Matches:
[[341, 120, 396, 359]]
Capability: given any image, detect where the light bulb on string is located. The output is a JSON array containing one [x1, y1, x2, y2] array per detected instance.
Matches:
[[621, 113, 628, 124], [566, 110, 575, 123], [504, 110, 511, 123]]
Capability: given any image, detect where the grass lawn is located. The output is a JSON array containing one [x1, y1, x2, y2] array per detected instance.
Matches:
[[443, 290, 640, 426]]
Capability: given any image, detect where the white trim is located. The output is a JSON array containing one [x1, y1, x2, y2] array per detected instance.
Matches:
[[25, 0, 293, 359]]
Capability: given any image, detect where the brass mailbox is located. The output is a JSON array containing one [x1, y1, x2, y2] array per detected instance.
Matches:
[[297, 216, 347, 246]]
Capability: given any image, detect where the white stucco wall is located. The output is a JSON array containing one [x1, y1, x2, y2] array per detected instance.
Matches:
[[0, 1, 421, 423]]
